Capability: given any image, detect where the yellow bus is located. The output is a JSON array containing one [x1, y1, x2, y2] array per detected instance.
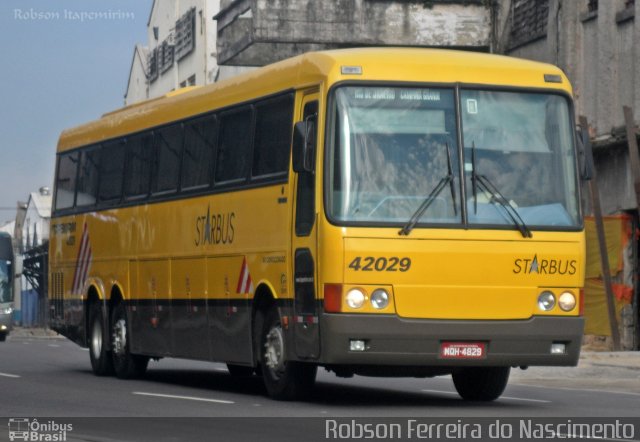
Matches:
[[49, 48, 587, 401]]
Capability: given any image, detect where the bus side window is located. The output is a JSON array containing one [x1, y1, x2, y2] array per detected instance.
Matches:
[[98, 139, 126, 204], [76, 146, 100, 208], [153, 123, 183, 195], [54, 151, 79, 211], [252, 94, 294, 179], [215, 107, 253, 185], [182, 115, 216, 191], [124, 133, 154, 199]]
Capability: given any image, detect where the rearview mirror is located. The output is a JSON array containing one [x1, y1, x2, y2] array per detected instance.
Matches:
[[292, 117, 316, 173]]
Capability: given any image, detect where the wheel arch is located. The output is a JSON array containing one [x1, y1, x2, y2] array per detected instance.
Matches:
[[252, 282, 277, 365]]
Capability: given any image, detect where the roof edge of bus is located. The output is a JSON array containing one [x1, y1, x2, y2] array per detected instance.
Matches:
[[101, 86, 203, 118], [57, 47, 570, 151]]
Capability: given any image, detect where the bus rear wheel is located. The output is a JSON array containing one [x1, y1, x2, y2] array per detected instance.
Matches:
[[111, 303, 149, 379], [452, 367, 510, 401], [88, 303, 114, 376], [260, 307, 316, 400]]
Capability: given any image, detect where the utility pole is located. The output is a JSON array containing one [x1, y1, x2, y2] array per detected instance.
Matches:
[[580, 116, 621, 350]]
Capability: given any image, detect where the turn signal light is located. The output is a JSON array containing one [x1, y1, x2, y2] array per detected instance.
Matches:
[[324, 284, 343, 313]]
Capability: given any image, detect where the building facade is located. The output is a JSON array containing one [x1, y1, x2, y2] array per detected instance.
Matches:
[[124, 0, 251, 106]]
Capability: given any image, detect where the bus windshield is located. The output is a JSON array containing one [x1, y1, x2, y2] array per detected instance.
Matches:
[[327, 85, 580, 229], [0, 260, 11, 303]]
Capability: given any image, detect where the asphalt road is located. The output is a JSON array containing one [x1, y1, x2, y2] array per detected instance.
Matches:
[[0, 335, 638, 441]]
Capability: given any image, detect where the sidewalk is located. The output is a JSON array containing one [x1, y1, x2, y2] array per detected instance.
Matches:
[[510, 351, 640, 394], [8, 326, 61, 339]]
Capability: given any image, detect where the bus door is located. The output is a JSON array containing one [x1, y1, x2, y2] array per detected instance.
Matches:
[[291, 91, 320, 360]]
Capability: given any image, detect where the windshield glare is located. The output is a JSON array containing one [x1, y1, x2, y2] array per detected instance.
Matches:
[[462, 90, 579, 227], [328, 87, 461, 224], [327, 86, 580, 229]]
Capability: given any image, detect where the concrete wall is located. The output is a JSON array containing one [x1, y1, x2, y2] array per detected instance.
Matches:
[[498, 0, 640, 214], [217, 0, 492, 66]]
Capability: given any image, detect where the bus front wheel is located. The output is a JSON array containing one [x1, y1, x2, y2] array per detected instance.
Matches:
[[260, 307, 316, 400], [452, 367, 510, 401], [111, 303, 149, 379], [88, 303, 114, 376]]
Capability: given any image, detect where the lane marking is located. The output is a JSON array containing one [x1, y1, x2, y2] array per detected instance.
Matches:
[[511, 383, 640, 397], [498, 395, 551, 403], [0, 372, 21, 378], [132, 391, 234, 404], [48, 344, 60, 348], [421, 389, 551, 403]]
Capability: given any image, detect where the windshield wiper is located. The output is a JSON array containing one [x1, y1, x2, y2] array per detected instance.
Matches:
[[399, 142, 457, 236], [470, 141, 532, 238]]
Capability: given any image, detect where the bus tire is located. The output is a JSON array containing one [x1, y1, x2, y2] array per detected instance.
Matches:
[[260, 307, 316, 400], [0, 332, 6, 342], [111, 303, 148, 379], [88, 303, 114, 376], [227, 364, 255, 377], [452, 366, 510, 401]]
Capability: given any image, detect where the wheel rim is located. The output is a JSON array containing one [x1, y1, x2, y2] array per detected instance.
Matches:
[[112, 318, 127, 356], [264, 324, 285, 378], [90, 317, 102, 358]]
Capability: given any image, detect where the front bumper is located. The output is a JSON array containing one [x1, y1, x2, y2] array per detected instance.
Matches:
[[320, 314, 583, 367], [0, 312, 12, 335]]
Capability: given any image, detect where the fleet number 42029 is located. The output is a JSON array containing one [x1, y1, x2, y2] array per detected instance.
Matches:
[[348, 256, 412, 272]]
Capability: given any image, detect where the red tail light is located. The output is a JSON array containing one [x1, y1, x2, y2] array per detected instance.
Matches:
[[324, 284, 343, 313]]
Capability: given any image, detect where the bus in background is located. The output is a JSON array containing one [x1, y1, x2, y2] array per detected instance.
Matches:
[[0, 232, 14, 341], [49, 48, 588, 401]]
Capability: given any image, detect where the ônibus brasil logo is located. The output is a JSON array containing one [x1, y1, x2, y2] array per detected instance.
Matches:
[[7, 418, 72, 442], [513, 254, 577, 275]]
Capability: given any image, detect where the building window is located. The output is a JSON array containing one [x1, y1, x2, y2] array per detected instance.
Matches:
[[588, 0, 598, 12], [509, 0, 550, 50], [159, 41, 175, 74], [149, 48, 159, 83], [616, 0, 635, 23], [175, 8, 196, 61]]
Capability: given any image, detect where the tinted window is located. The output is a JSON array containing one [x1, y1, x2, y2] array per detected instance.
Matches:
[[215, 107, 253, 184], [182, 115, 216, 190], [153, 124, 183, 194], [54, 152, 79, 210], [253, 95, 293, 177], [99, 140, 125, 202], [76, 147, 100, 207], [125, 133, 153, 198]]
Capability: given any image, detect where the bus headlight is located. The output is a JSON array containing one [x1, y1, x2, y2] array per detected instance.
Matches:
[[370, 289, 389, 310], [538, 291, 556, 311], [346, 288, 366, 309], [558, 291, 576, 312]]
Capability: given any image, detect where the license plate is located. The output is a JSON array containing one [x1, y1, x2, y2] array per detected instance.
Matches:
[[439, 342, 486, 359]]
